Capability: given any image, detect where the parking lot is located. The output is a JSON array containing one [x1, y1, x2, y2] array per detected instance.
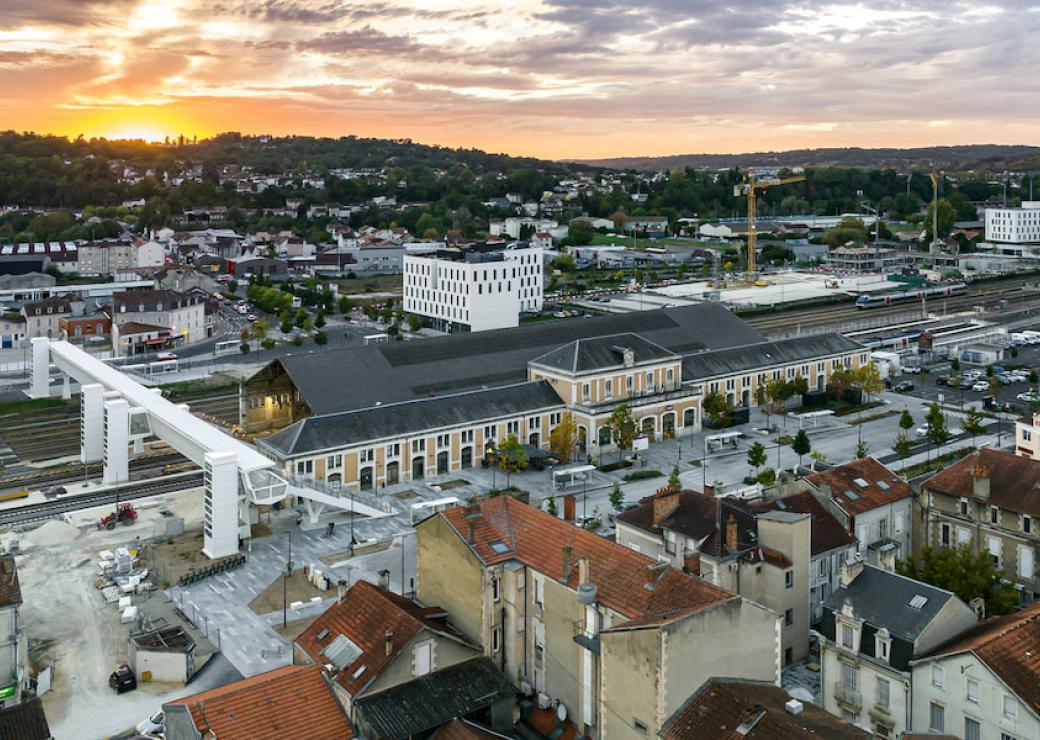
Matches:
[[886, 342, 1040, 414]]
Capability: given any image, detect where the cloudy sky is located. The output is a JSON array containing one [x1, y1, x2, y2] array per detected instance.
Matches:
[[1, 0, 1038, 158]]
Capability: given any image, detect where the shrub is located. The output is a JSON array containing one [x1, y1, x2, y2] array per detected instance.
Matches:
[[757, 468, 776, 485], [622, 469, 663, 482]]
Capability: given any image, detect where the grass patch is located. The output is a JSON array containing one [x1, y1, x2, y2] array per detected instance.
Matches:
[[392, 489, 419, 500], [0, 397, 68, 416], [623, 469, 663, 482], [849, 410, 899, 426], [435, 479, 470, 491], [599, 460, 633, 473], [776, 434, 794, 445], [901, 446, 976, 479]]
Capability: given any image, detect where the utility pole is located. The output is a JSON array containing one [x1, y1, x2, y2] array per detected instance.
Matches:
[[929, 173, 941, 254], [282, 527, 293, 628]]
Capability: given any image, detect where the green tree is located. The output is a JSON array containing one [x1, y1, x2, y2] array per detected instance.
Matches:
[[963, 407, 986, 447], [894, 431, 914, 462], [668, 465, 681, 491], [899, 409, 915, 433], [338, 296, 351, 315], [280, 318, 293, 334], [407, 313, 421, 332], [314, 310, 326, 329], [313, 331, 328, 346], [925, 197, 957, 241], [747, 441, 767, 478], [855, 440, 869, 459], [609, 482, 624, 512], [497, 434, 527, 487], [897, 545, 1019, 617], [294, 309, 308, 328], [703, 392, 734, 428], [791, 429, 811, 467], [608, 404, 637, 462], [260, 338, 276, 350], [828, 367, 855, 402], [855, 363, 884, 402], [925, 402, 949, 452], [549, 412, 578, 463], [823, 216, 867, 247], [546, 496, 558, 517]]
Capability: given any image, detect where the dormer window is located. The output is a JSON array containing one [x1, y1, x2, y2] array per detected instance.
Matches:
[[841, 623, 855, 649], [959, 498, 969, 516]]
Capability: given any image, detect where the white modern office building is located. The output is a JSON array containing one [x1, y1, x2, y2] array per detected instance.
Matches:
[[985, 201, 1040, 246], [403, 244, 543, 333]]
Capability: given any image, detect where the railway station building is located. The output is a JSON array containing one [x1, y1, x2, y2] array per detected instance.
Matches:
[[245, 305, 867, 492]]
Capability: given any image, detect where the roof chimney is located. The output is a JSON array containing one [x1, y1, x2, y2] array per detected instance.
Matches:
[[384, 630, 394, 656], [561, 545, 573, 582], [725, 515, 739, 553], [378, 569, 390, 592], [653, 488, 681, 525], [577, 557, 590, 586], [972, 460, 990, 500], [840, 556, 864, 588]]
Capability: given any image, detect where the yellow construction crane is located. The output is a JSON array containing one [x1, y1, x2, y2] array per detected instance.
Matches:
[[735, 173, 805, 273]]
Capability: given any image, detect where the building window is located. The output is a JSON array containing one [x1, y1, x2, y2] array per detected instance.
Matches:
[[604, 379, 612, 398], [1003, 695, 1017, 720], [411, 439, 425, 454], [964, 717, 980, 740], [941, 523, 951, 546], [484, 425, 497, 441], [491, 626, 501, 653], [783, 608, 793, 626], [876, 676, 889, 708], [966, 678, 978, 703], [785, 570, 793, 589], [491, 575, 501, 601], [842, 662, 857, 691], [632, 720, 648, 736], [875, 632, 890, 663], [959, 498, 969, 516], [626, 375, 633, 393], [841, 624, 855, 649], [991, 506, 1000, 525], [1024, 515, 1032, 534], [582, 383, 590, 401], [386, 443, 400, 457], [507, 420, 519, 436], [929, 702, 945, 733], [932, 664, 944, 688]]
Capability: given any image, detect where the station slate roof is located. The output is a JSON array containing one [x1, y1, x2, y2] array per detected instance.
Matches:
[[429, 496, 736, 626], [529, 332, 677, 374], [680, 332, 863, 382], [661, 678, 869, 740], [914, 601, 1040, 716], [258, 303, 765, 415], [353, 658, 513, 739], [295, 580, 473, 696], [923, 448, 1040, 518], [806, 458, 911, 516], [259, 380, 563, 457], [166, 664, 353, 740]]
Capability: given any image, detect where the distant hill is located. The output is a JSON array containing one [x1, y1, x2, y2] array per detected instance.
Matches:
[[569, 145, 1040, 173]]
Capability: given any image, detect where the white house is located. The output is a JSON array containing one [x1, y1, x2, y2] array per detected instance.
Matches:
[[909, 602, 1040, 740]]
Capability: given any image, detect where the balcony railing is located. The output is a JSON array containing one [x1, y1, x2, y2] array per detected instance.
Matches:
[[287, 475, 397, 514], [833, 682, 862, 711], [573, 384, 698, 412]]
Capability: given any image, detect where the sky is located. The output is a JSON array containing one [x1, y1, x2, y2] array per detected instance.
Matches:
[[0, 0, 1038, 159]]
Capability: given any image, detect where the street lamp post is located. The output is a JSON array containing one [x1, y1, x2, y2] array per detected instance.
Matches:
[[282, 527, 293, 629]]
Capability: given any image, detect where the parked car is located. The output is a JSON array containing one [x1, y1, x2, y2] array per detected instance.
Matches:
[[915, 424, 931, 437], [136, 710, 164, 735], [894, 381, 914, 392], [109, 664, 137, 694], [1017, 391, 1040, 403], [155, 352, 177, 362], [971, 381, 989, 392]]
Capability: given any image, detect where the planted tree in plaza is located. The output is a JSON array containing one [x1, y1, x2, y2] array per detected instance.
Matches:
[[497, 434, 527, 488], [894, 432, 914, 464], [609, 482, 624, 511], [703, 392, 734, 429], [546, 496, 558, 517], [855, 363, 885, 403], [828, 366, 855, 403], [855, 440, 869, 459], [549, 412, 578, 463], [964, 407, 986, 448], [791, 429, 811, 468], [899, 409, 915, 433], [608, 404, 637, 462], [314, 310, 326, 329], [668, 465, 681, 491], [754, 383, 773, 429], [925, 402, 949, 460], [747, 441, 767, 479]]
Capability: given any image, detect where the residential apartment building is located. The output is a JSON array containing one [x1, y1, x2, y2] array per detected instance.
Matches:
[[415, 496, 783, 740], [403, 243, 543, 332], [909, 602, 1040, 740], [0, 556, 27, 710], [615, 487, 811, 664], [20, 297, 76, 340], [816, 561, 977, 739], [58, 313, 110, 345], [921, 449, 1040, 601], [111, 289, 206, 356], [77, 238, 163, 277], [292, 580, 483, 719], [805, 458, 913, 570], [985, 201, 1040, 246], [1014, 410, 1040, 459]]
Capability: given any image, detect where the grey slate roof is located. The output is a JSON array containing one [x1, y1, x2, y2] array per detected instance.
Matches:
[[0, 697, 51, 740], [822, 564, 956, 642], [264, 303, 765, 415], [530, 332, 676, 374], [682, 332, 863, 382], [353, 657, 514, 740], [259, 380, 564, 457]]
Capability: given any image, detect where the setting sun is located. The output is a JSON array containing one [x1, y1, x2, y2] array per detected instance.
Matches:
[[101, 127, 169, 143]]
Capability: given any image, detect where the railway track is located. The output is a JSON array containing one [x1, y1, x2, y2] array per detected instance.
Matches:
[[0, 451, 190, 494], [746, 283, 1040, 333], [0, 472, 204, 526]]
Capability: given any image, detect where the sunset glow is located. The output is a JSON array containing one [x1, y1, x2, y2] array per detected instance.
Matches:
[[0, 1, 1037, 157]]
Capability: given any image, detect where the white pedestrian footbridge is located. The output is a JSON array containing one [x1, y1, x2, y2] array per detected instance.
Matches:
[[29, 338, 394, 559]]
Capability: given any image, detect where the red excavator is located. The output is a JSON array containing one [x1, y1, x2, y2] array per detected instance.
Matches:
[[98, 503, 138, 530]]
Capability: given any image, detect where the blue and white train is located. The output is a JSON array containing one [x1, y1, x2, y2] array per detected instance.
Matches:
[[855, 283, 966, 309]]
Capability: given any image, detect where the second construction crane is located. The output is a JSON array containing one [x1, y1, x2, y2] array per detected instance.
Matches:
[[735, 172, 805, 273]]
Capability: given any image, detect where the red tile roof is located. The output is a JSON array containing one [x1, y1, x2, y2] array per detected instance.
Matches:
[[296, 580, 469, 696], [167, 665, 353, 740], [917, 601, 1040, 714], [923, 448, 1040, 517], [435, 497, 735, 625], [754, 491, 856, 556], [806, 458, 911, 515], [661, 679, 869, 739]]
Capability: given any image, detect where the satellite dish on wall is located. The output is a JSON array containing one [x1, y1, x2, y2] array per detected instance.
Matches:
[[556, 702, 567, 723]]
